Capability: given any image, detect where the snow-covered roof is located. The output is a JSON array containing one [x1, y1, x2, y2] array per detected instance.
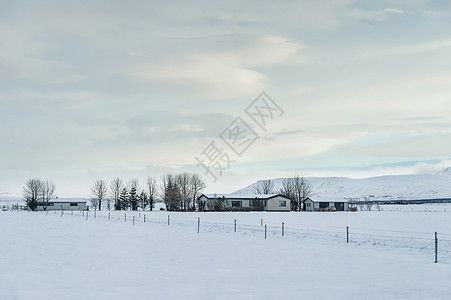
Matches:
[[306, 197, 349, 203], [37, 198, 88, 203], [200, 194, 289, 200]]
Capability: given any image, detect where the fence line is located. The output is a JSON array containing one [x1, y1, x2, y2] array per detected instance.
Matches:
[[21, 210, 451, 263]]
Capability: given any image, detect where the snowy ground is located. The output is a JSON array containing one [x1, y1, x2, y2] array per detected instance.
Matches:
[[1, 207, 451, 300]]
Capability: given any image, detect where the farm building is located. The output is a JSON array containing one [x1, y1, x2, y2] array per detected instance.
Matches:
[[36, 198, 87, 211], [198, 194, 291, 212], [303, 197, 349, 212]]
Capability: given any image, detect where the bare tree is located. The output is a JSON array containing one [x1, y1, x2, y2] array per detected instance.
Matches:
[[23, 179, 44, 211], [41, 180, 56, 211], [279, 175, 312, 211], [374, 201, 382, 211], [190, 173, 206, 211], [254, 179, 275, 194], [177, 172, 191, 211], [280, 178, 296, 210], [146, 176, 157, 211], [160, 173, 180, 211], [110, 178, 123, 210], [91, 180, 107, 211]]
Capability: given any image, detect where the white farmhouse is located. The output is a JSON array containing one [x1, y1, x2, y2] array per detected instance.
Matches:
[[198, 194, 291, 212], [303, 197, 349, 212], [36, 198, 87, 211]]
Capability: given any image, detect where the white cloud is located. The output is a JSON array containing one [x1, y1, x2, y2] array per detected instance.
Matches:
[[346, 7, 404, 22], [134, 36, 305, 99]]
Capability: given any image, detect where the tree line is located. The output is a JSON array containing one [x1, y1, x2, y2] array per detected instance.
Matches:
[[23, 174, 310, 212], [90, 173, 206, 211]]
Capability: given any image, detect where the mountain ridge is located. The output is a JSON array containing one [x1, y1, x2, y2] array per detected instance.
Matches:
[[233, 168, 451, 200]]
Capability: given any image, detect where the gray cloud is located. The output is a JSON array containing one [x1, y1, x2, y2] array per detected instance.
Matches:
[[1, 0, 451, 196]]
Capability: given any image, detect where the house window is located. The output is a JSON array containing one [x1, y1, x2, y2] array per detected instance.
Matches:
[[307, 203, 311, 207], [319, 202, 328, 209], [70, 203, 78, 207], [231, 201, 242, 208], [279, 200, 286, 207]]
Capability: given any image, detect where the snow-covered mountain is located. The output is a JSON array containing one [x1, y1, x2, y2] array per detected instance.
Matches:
[[233, 167, 451, 200]]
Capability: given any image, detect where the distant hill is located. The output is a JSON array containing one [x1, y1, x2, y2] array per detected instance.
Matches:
[[233, 167, 451, 201]]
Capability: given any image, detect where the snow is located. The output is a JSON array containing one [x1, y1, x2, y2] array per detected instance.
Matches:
[[202, 193, 283, 199], [1, 208, 451, 299], [233, 172, 451, 200]]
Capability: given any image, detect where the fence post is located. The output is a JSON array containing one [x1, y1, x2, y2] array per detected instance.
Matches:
[[198, 217, 200, 233], [144, 214, 146, 223], [282, 222, 285, 237], [261, 219, 263, 227], [346, 226, 349, 243], [108, 212, 110, 220], [435, 232, 438, 263], [265, 225, 267, 239], [133, 216, 135, 226], [94, 209, 96, 218], [71, 210, 73, 216], [125, 213, 127, 222], [168, 215, 170, 225], [234, 219, 237, 232], [86, 211, 88, 220], [61, 210, 63, 217]]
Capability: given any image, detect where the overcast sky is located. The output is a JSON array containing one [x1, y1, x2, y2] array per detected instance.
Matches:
[[1, 0, 450, 197]]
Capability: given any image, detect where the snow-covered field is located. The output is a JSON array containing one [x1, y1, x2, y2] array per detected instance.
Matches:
[[1, 207, 451, 300]]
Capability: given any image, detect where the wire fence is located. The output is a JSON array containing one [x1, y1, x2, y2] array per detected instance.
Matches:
[[26, 209, 451, 263]]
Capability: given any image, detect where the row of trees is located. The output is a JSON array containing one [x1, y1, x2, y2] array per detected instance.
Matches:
[[90, 173, 206, 211], [23, 178, 56, 211], [253, 175, 312, 211]]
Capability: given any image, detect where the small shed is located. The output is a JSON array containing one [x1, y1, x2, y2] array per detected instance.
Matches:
[[36, 198, 87, 211], [303, 197, 349, 212]]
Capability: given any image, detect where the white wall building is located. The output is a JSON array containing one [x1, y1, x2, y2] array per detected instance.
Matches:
[[198, 194, 291, 212], [36, 198, 87, 211], [303, 197, 349, 212]]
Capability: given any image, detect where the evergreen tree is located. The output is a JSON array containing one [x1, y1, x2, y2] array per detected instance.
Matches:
[[128, 186, 139, 211], [119, 188, 128, 210], [139, 190, 148, 210]]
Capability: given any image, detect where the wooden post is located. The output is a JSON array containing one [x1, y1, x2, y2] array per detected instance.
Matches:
[[265, 225, 267, 239], [94, 209, 96, 218], [61, 210, 63, 217], [133, 216, 135, 226], [346, 226, 349, 243], [125, 213, 127, 222], [86, 211, 88, 220], [234, 219, 237, 232], [198, 217, 200, 233], [168, 215, 170, 225], [108, 212, 110, 220], [144, 214, 146, 223], [435, 232, 438, 263], [282, 222, 285, 237], [261, 219, 263, 227]]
